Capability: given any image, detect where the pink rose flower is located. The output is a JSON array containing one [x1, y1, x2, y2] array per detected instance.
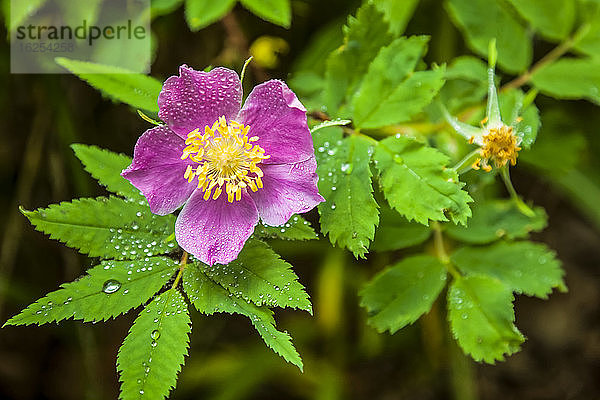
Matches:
[[122, 65, 324, 265]]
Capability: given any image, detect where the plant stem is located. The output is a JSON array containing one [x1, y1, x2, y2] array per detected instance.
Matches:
[[432, 222, 461, 279], [449, 329, 478, 400], [499, 166, 535, 216], [172, 252, 188, 289], [502, 23, 591, 91]]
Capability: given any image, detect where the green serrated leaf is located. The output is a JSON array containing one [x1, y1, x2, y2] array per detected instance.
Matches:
[[360, 255, 447, 333], [21, 197, 176, 260], [239, 0, 291, 28], [531, 58, 600, 105], [198, 239, 312, 313], [440, 56, 489, 112], [254, 215, 318, 241], [352, 37, 446, 129], [356, 67, 446, 129], [372, 204, 431, 251], [55, 58, 162, 112], [448, 275, 524, 363], [183, 264, 303, 370], [445, 200, 547, 244], [184, 0, 236, 31], [5, 257, 178, 326], [117, 288, 191, 400], [445, 56, 488, 82], [506, 0, 575, 41], [451, 241, 566, 298], [71, 144, 143, 200], [374, 136, 472, 226], [446, 0, 531, 73], [574, 0, 600, 57], [372, 0, 420, 36], [315, 128, 379, 258], [324, 3, 394, 116]]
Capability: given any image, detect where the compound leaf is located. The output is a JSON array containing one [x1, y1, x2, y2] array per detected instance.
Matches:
[[5, 257, 179, 326], [448, 275, 524, 363], [372, 0, 420, 36], [352, 36, 445, 129], [445, 200, 547, 244], [360, 255, 447, 333], [574, 0, 600, 57], [21, 197, 176, 260], [200, 239, 312, 313], [440, 56, 489, 112], [117, 288, 191, 400], [71, 144, 142, 200], [374, 136, 472, 225], [355, 67, 446, 129], [324, 3, 393, 116], [446, 0, 531, 73], [183, 264, 303, 370], [315, 128, 379, 258], [506, 0, 575, 41], [254, 215, 318, 241], [531, 58, 600, 105], [55, 58, 162, 112], [451, 241, 566, 298]]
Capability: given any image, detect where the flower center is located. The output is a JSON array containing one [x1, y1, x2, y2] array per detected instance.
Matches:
[[180, 116, 270, 202], [473, 125, 521, 172]]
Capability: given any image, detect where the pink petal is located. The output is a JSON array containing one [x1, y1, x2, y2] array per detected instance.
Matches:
[[237, 80, 314, 164], [121, 125, 196, 215], [158, 66, 242, 139], [175, 190, 259, 265], [250, 156, 324, 226]]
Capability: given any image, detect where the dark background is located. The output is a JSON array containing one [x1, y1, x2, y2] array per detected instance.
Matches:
[[1, 1, 599, 399]]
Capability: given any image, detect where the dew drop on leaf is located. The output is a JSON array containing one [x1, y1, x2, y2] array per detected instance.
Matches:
[[150, 330, 160, 340], [102, 279, 121, 294], [340, 162, 353, 174]]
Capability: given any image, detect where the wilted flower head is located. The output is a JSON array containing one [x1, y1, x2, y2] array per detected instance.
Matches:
[[122, 65, 324, 265], [443, 67, 524, 172]]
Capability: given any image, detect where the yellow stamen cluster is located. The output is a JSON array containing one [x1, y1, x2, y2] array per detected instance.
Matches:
[[181, 116, 270, 202], [472, 124, 521, 172]]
